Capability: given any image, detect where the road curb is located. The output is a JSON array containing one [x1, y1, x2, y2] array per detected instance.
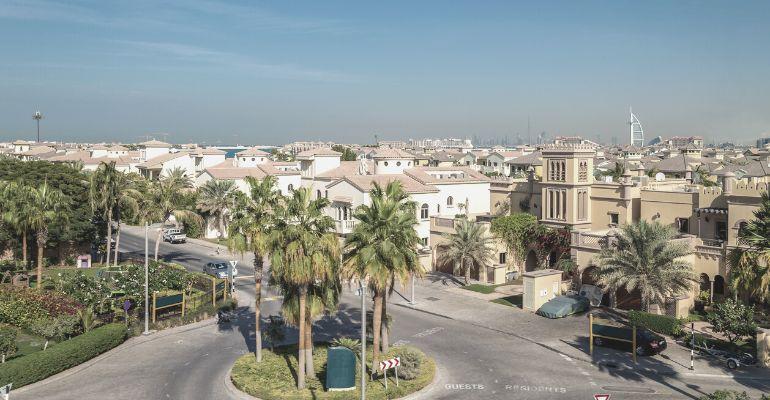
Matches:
[[401, 358, 442, 400], [224, 365, 262, 400], [14, 317, 218, 394]]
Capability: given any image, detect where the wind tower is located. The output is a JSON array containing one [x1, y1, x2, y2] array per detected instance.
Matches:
[[629, 107, 644, 147]]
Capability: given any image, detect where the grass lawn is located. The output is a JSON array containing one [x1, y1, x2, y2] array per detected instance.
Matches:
[[231, 344, 435, 400], [491, 294, 523, 308], [11, 330, 56, 360]]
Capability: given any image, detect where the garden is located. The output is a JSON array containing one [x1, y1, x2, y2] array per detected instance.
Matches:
[[0, 261, 234, 388], [231, 341, 435, 400]]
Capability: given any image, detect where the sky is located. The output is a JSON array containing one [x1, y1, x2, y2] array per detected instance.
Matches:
[[1, 0, 769, 146]]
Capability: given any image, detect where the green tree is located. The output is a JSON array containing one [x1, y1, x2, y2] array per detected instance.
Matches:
[[694, 165, 718, 187], [148, 168, 202, 260], [90, 162, 141, 266], [27, 182, 70, 286], [438, 218, 495, 284], [268, 187, 339, 389], [0, 181, 34, 266], [228, 175, 280, 362], [262, 315, 286, 352], [332, 145, 358, 161], [601, 162, 626, 181], [197, 179, 238, 242], [0, 325, 17, 363], [490, 213, 538, 270], [342, 181, 421, 376], [728, 192, 770, 301], [707, 299, 757, 344], [594, 221, 696, 311]]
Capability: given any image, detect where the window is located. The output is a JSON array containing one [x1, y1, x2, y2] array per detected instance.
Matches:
[[447, 196, 454, 206], [420, 237, 428, 246], [493, 162, 498, 167], [578, 160, 588, 182], [577, 189, 588, 221], [420, 203, 429, 219], [738, 221, 748, 236], [548, 159, 566, 182], [545, 188, 567, 221], [716, 221, 727, 241], [499, 252, 507, 264], [609, 212, 619, 225], [384, 161, 389, 166], [287, 184, 294, 192], [396, 161, 401, 166], [675, 217, 689, 234], [325, 190, 328, 198], [408, 161, 411, 166], [317, 190, 322, 199], [251, 157, 255, 161]]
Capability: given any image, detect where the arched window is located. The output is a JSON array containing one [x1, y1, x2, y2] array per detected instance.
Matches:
[[287, 184, 294, 192], [738, 221, 749, 236], [420, 204, 429, 219], [447, 196, 454, 206], [317, 190, 322, 199]]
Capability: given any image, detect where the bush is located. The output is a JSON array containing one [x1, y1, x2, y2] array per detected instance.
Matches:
[[394, 347, 424, 380], [0, 325, 18, 362], [29, 315, 80, 350], [707, 299, 757, 344], [0, 323, 126, 387], [700, 390, 769, 400], [0, 287, 82, 330], [628, 310, 684, 337]]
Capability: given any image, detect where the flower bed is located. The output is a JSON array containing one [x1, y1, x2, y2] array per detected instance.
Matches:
[[0, 286, 82, 330]]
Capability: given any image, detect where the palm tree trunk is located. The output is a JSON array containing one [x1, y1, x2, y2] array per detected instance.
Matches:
[[480, 264, 488, 284], [219, 215, 225, 242], [105, 209, 113, 266], [254, 252, 263, 362], [305, 315, 314, 377], [113, 217, 121, 267], [381, 296, 389, 353], [36, 232, 45, 290], [21, 230, 27, 265], [297, 287, 307, 389], [464, 260, 471, 284], [372, 289, 383, 378], [154, 228, 163, 261]]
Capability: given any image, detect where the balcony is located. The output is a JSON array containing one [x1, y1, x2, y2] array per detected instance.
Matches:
[[335, 219, 357, 234], [571, 230, 615, 250]]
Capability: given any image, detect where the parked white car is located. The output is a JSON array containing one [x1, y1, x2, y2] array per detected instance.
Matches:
[[163, 228, 187, 244]]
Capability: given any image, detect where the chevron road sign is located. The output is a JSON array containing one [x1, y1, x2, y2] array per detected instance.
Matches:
[[594, 394, 611, 400], [379, 357, 401, 389], [379, 357, 400, 370]]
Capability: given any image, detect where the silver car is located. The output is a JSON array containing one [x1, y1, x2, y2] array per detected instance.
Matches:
[[203, 261, 230, 279]]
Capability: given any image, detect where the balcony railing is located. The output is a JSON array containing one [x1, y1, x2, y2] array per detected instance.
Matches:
[[700, 238, 724, 248], [571, 231, 614, 250], [434, 217, 455, 228], [334, 219, 357, 234]]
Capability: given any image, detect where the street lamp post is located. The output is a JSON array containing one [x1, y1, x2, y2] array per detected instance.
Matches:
[[32, 111, 43, 143], [144, 222, 150, 335]]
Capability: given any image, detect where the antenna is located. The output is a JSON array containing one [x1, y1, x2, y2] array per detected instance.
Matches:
[[629, 107, 645, 147], [33, 110, 43, 142], [527, 116, 531, 146]]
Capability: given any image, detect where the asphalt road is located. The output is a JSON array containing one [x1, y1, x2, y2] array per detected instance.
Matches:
[[13, 227, 770, 400]]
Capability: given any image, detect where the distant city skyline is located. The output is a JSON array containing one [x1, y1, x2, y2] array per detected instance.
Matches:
[[1, 1, 769, 145]]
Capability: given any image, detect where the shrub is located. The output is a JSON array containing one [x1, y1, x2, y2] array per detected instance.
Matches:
[[0, 325, 18, 362], [707, 299, 757, 343], [0, 323, 126, 388], [329, 337, 359, 354], [263, 316, 286, 351], [628, 310, 684, 337], [29, 315, 80, 350], [0, 287, 81, 330], [394, 347, 424, 380], [48, 270, 112, 312], [700, 390, 769, 400]]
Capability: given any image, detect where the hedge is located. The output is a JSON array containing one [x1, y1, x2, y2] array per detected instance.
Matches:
[[0, 323, 127, 388], [628, 310, 684, 337]]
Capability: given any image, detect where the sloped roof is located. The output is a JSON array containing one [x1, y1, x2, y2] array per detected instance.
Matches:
[[506, 151, 543, 166], [189, 147, 226, 156], [139, 139, 172, 148], [371, 148, 416, 159], [296, 148, 341, 158], [137, 152, 187, 168], [651, 155, 701, 173], [404, 166, 490, 185], [21, 146, 56, 156], [328, 174, 439, 194], [316, 160, 374, 179], [237, 146, 270, 157], [108, 145, 128, 151]]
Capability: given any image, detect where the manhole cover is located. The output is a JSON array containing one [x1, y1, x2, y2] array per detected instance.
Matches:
[[425, 297, 440, 301], [602, 386, 656, 394]]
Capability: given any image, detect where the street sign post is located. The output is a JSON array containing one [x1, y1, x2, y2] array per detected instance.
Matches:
[[228, 260, 238, 297], [379, 357, 401, 390], [1, 383, 11, 400]]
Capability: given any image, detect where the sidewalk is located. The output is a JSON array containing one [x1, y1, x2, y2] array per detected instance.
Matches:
[[393, 273, 770, 381]]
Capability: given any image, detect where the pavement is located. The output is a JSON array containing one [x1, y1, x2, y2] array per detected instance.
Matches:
[[12, 227, 770, 400]]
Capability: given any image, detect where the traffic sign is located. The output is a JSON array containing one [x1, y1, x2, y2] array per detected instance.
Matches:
[[594, 394, 611, 400], [1, 383, 12, 400], [228, 260, 238, 276], [379, 357, 400, 370]]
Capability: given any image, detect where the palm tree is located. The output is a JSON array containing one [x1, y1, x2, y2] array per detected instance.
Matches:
[[593, 221, 696, 312], [438, 218, 496, 284], [198, 179, 238, 242], [112, 173, 142, 266], [90, 161, 121, 266], [149, 168, 202, 260], [728, 192, 770, 301], [27, 181, 69, 287], [228, 176, 280, 362], [342, 181, 421, 376], [0, 182, 34, 266], [268, 187, 339, 389]]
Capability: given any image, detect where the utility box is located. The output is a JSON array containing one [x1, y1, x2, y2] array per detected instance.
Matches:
[[326, 346, 356, 391], [522, 269, 563, 311]]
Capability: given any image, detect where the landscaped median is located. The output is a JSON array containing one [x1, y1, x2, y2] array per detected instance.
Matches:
[[0, 323, 126, 388], [230, 344, 436, 400]]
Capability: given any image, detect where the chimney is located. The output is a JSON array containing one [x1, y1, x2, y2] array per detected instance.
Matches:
[[723, 171, 735, 194]]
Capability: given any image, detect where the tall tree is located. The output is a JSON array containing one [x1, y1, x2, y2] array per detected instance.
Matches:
[[0, 182, 34, 265], [228, 176, 280, 362], [197, 179, 238, 242], [27, 181, 69, 287], [90, 161, 121, 266], [112, 173, 141, 266], [342, 181, 421, 376], [438, 218, 496, 284], [268, 187, 339, 389], [728, 191, 770, 301], [594, 221, 696, 311], [149, 168, 202, 260]]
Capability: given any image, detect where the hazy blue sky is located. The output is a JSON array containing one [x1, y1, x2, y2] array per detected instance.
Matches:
[[1, 0, 769, 145]]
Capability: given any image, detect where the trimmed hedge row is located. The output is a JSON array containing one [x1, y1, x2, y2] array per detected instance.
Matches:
[[0, 323, 127, 388], [628, 310, 684, 337]]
